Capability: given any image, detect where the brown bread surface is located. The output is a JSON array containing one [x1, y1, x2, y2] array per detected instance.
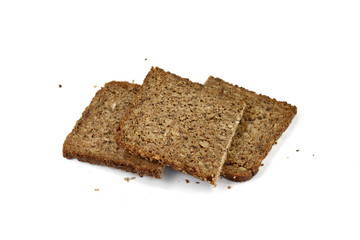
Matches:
[[63, 81, 164, 178], [205, 77, 297, 182], [117, 67, 245, 185]]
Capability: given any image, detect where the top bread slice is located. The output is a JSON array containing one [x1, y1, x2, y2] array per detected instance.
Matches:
[[205, 76, 297, 181], [63, 81, 164, 178], [117, 67, 246, 185]]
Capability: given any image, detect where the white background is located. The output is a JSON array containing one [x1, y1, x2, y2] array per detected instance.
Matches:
[[1, 1, 359, 239]]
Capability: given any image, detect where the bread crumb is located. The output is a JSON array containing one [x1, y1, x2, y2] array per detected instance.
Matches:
[[227, 186, 231, 189], [313, 154, 315, 156], [185, 179, 190, 183], [296, 149, 299, 152], [94, 188, 99, 191], [124, 177, 136, 182], [59, 84, 62, 88], [145, 58, 147, 61], [93, 85, 97, 88], [260, 163, 264, 166], [196, 182, 200, 184]]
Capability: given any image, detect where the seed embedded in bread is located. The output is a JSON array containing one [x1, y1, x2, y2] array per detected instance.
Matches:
[[204, 76, 297, 182], [117, 67, 246, 185], [63, 81, 164, 178]]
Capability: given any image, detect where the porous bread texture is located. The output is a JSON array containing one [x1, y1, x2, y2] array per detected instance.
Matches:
[[117, 67, 245, 185], [63, 81, 164, 178], [205, 77, 297, 182]]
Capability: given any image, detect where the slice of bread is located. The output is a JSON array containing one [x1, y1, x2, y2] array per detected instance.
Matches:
[[204, 76, 297, 181], [117, 67, 246, 185], [63, 81, 164, 178]]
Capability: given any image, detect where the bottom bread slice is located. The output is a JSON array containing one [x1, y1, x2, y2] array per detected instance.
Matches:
[[205, 77, 297, 182], [63, 81, 164, 178]]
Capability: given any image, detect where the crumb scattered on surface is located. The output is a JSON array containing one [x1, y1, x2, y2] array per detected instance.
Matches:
[[185, 179, 190, 183], [196, 182, 200, 184], [227, 186, 231, 189], [124, 177, 136, 182], [59, 84, 62, 88], [131, 80, 135, 83], [296, 149, 299, 152], [93, 85, 97, 88], [274, 141, 278, 145], [260, 163, 264, 166], [313, 154, 315, 156], [145, 58, 147, 61], [94, 188, 99, 191]]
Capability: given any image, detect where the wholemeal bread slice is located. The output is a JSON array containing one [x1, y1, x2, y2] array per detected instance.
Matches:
[[117, 67, 246, 185], [204, 76, 297, 182], [63, 81, 164, 178]]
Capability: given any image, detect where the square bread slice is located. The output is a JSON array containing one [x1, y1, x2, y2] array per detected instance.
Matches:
[[63, 81, 164, 178], [117, 67, 246, 185], [205, 76, 297, 181]]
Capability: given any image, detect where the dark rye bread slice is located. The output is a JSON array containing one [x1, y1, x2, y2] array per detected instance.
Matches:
[[117, 67, 246, 185], [63, 81, 164, 178], [205, 76, 297, 182]]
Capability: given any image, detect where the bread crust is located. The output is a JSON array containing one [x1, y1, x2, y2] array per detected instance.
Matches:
[[63, 150, 162, 178], [205, 77, 297, 182], [63, 81, 164, 179]]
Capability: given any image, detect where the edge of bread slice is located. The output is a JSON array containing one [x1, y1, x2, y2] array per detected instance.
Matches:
[[205, 76, 297, 182], [63, 81, 164, 178], [117, 67, 245, 185]]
